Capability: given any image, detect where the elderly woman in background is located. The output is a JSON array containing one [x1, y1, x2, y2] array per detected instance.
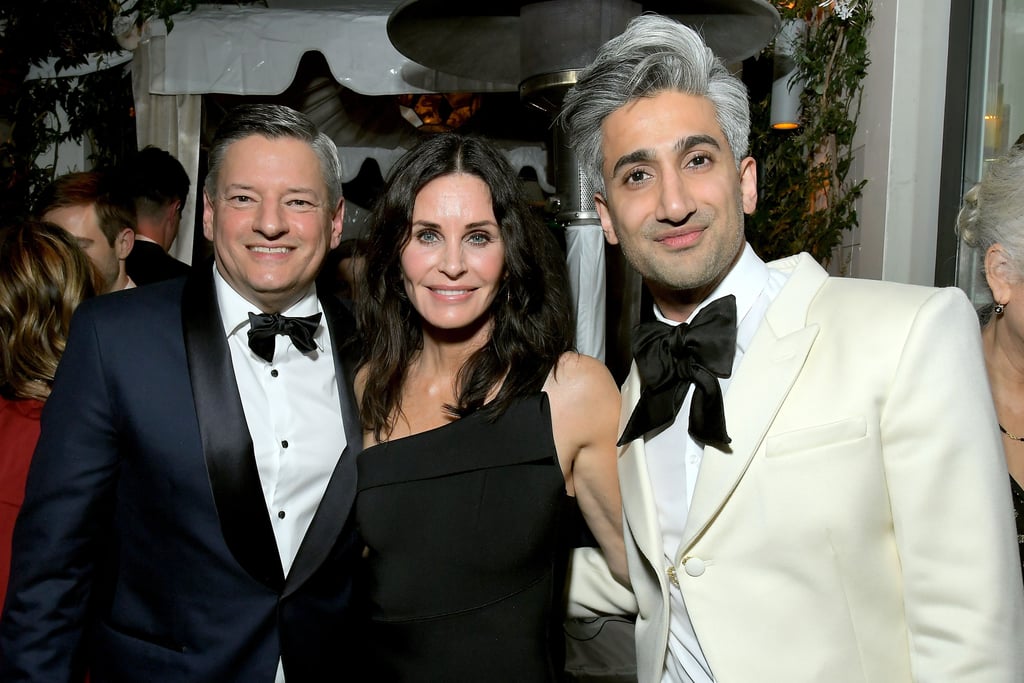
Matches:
[[957, 142, 1024, 578], [0, 220, 96, 614]]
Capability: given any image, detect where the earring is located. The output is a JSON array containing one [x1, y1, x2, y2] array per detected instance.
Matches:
[[995, 303, 1006, 315]]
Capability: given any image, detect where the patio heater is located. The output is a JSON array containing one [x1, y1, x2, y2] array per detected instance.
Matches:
[[388, 0, 780, 377]]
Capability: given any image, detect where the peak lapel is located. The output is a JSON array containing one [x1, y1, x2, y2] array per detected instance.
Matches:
[[681, 254, 829, 552], [680, 323, 818, 550], [284, 294, 361, 596], [182, 262, 285, 591], [617, 365, 668, 570]]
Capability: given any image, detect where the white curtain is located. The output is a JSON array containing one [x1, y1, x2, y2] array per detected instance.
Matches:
[[565, 223, 606, 361]]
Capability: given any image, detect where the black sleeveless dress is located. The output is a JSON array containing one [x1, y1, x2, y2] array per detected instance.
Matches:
[[355, 393, 574, 682], [1012, 475, 1024, 582]]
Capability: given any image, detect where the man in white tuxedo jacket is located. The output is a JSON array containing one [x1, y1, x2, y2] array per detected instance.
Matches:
[[560, 14, 1024, 683]]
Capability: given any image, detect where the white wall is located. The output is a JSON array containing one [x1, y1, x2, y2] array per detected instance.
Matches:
[[852, 0, 952, 284]]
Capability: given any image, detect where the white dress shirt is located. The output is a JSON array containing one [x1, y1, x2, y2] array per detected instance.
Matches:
[[213, 266, 346, 683], [644, 244, 789, 683]]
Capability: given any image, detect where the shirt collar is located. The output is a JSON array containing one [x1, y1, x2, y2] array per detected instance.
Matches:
[[212, 262, 321, 339], [653, 242, 769, 352]]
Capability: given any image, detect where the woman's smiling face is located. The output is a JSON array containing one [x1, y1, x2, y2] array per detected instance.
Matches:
[[400, 172, 506, 334]]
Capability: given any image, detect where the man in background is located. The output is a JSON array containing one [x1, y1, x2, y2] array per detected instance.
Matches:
[[122, 145, 192, 284], [37, 170, 135, 293]]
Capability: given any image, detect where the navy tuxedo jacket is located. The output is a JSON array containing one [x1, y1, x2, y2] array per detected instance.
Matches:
[[0, 263, 364, 682]]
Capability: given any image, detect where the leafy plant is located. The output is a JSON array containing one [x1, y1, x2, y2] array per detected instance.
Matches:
[[747, 0, 873, 265], [0, 0, 196, 220]]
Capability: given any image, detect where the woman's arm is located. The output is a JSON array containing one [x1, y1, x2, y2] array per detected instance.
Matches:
[[545, 352, 629, 585]]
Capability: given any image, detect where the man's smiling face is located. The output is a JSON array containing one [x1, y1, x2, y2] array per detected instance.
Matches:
[[595, 90, 757, 321], [203, 134, 343, 313]]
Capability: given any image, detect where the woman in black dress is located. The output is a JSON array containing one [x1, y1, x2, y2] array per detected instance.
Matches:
[[354, 133, 629, 681]]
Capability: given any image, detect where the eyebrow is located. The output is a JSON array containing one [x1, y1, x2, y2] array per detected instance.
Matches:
[[222, 183, 319, 196], [412, 219, 500, 230], [610, 134, 723, 178]]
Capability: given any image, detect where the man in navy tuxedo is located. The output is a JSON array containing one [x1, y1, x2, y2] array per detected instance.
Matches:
[[0, 104, 362, 682]]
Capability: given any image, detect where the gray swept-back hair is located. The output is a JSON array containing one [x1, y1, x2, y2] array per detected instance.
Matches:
[[559, 14, 751, 194], [205, 104, 344, 209], [956, 143, 1024, 290]]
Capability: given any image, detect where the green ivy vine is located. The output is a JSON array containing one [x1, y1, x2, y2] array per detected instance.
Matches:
[[0, 0, 196, 220], [747, 0, 873, 264]]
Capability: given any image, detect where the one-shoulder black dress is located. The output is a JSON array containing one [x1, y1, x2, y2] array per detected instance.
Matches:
[[355, 393, 574, 682], [1012, 476, 1024, 581]]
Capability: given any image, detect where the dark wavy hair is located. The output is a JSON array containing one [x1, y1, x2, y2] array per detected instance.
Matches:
[[358, 133, 574, 440]]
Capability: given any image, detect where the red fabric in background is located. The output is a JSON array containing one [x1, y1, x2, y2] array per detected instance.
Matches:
[[0, 395, 43, 616]]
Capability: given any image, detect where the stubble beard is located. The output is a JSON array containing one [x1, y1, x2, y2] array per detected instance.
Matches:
[[621, 207, 745, 299]]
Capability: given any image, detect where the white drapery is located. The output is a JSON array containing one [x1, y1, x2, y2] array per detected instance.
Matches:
[[566, 223, 607, 361]]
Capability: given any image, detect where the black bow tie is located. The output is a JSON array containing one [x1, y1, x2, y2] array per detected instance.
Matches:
[[618, 295, 737, 448], [246, 312, 322, 363]]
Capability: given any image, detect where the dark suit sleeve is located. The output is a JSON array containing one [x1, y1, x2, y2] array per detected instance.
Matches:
[[0, 303, 121, 681]]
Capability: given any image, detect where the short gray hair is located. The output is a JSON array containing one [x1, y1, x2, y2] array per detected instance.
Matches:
[[205, 104, 344, 209], [559, 14, 751, 194], [956, 144, 1024, 290]]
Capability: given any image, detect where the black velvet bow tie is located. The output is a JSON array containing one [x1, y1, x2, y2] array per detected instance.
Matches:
[[618, 295, 737, 448], [246, 312, 322, 362]]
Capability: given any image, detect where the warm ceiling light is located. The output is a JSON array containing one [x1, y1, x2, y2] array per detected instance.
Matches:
[[770, 19, 806, 131], [397, 93, 482, 133]]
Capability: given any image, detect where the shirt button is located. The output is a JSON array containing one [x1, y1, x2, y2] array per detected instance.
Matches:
[[281, 440, 288, 449], [270, 369, 279, 378], [683, 557, 706, 577], [278, 510, 286, 519]]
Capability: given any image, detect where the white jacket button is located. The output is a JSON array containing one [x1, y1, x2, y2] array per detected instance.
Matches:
[[683, 557, 706, 577]]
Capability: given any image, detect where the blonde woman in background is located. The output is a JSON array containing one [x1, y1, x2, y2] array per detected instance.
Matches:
[[0, 220, 96, 615], [957, 142, 1024, 578]]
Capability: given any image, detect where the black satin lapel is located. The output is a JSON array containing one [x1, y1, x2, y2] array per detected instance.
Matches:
[[182, 262, 285, 591], [284, 294, 361, 595], [322, 295, 362, 453]]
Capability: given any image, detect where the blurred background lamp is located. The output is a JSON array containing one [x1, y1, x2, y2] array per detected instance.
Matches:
[[770, 18, 806, 130]]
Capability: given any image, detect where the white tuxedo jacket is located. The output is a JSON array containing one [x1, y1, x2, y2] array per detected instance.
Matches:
[[574, 253, 1024, 683]]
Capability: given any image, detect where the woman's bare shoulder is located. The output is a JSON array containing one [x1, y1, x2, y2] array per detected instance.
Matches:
[[545, 352, 619, 404]]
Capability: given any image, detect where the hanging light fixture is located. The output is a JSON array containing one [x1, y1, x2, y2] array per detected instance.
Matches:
[[770, 18, 806, 130]]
